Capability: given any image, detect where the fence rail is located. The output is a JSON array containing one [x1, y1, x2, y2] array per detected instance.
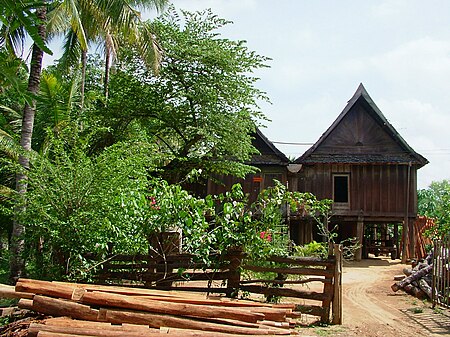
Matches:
[[432, 235, 450, 309], [94, 245, 343, 324]]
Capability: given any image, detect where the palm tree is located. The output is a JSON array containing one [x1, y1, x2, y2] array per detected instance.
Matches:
[[0, 0, 53, 57], [7, 2, 50, 281], [48, 0, 168, 106]]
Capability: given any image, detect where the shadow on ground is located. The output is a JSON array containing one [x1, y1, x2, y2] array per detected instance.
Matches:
[[400, 307, 450, 336]]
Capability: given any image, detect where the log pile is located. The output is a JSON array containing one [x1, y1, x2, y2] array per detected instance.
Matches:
[[391, 253, 433, 300], [0, 279, 303, 336]]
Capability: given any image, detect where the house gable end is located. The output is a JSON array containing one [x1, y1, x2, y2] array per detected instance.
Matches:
[[296, 84, 428, 166], [250, 128, 289, 165]]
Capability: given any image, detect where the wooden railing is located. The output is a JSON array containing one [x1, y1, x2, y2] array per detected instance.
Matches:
[[94, 245, 343, 324]]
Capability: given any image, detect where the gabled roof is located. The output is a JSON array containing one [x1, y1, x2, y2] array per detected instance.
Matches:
[[295, 84, 429, 167], [250, 128, 290, 166]]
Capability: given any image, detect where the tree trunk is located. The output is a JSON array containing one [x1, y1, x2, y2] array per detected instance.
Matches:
[[10, 5, 47, 283], [80, 49, 87, 110], [104, 45, 110, 100]]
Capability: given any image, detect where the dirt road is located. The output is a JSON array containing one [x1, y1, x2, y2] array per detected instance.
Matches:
[[299, 257, 450, 336]]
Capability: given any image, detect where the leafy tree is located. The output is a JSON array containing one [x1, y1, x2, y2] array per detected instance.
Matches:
[[418, 180, 450, 237], [104, 7, 270, 183], [19, 125, 157, 279]]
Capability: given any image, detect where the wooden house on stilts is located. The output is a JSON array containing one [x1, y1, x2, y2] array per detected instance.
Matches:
[[292, 84, 428, 260]]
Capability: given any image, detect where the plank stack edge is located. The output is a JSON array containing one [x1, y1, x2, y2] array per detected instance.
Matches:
[[0, 279, 303, 336]]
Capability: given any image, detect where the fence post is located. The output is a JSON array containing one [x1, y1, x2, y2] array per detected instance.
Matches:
[[225, 248, 243, 298], [321, 247, 338, 323], [332, 244, 343, 324]]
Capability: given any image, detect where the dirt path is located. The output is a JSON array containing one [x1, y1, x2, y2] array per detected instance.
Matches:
[[298, 256, 450, 336]]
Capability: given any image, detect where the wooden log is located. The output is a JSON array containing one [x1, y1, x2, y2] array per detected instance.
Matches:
[[79, 291, 265, 323], [103, 308, 290, 335], [42, 317, 157, 331], [271, 304, 296, 310], [54, 281, 232, 301], [0, 284, 34, 299], [248, 307, 289, 322], [126, 295, 276, 308], [21, 279, 186, 299], [162, 327, 299, 336], [29, 323, 161, 337], [18, 298, 34, 310], [391, 264, 433, 292], [403, 268, 413, 276], [37, 332, 96, 337], [257, 320, 290, 329], [418, 278, 432, 298], [16, 279, 76, 299], [393, 275, 406, 281], [403, 284, 414, 295], [32, 295, 99, 321]]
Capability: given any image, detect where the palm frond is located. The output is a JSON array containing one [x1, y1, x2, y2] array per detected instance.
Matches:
[[134, 21, 162, 74], [0, 128, 20, 160], [0, 185, 15, 201], [1, 0, 52, 55], [58, 29, 82, 69]]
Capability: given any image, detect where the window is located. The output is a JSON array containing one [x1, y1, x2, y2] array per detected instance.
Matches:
[[333, 174, 349, 203]]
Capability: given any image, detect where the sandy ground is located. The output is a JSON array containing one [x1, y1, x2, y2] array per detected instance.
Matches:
[[296, 256, 450, 336]]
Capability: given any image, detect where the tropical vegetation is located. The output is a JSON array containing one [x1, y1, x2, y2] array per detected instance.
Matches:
[[418, 179, 450, 237], [0, 2, 335, 282]]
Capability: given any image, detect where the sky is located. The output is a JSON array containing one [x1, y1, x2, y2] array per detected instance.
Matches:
[[167, 0, 450, 189], [42, 0, 450, 189]]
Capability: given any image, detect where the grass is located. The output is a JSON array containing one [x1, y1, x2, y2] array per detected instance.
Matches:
[[408, 307, 424, 314], [302, 323, 346, 336]]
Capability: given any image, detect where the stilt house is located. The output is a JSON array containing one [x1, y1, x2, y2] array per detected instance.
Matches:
[[292, 84, 428, 260]]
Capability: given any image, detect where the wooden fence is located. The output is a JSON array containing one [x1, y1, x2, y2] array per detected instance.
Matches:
[[432, 235, 450, 309], [94, 245, 343, 324]]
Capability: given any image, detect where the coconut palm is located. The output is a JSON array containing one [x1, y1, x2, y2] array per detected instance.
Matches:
[[3, 1, 51, 281], [0, 0, 53, 57], [48, 0, 168, 106]]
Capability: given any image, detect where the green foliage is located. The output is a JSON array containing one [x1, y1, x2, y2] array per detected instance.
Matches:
[[8, 130, 332, 279], [294, 241, 328, 258], [418, 180, 450, 237], [16, 125, 156, 279], [105, 7, 270, 182]]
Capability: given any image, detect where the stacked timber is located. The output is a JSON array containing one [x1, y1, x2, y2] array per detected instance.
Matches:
[[0, 279, 302, 336], [391, 253, 433, 300]]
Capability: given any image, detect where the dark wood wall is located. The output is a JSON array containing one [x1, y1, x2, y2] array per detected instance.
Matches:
[[295, 163, 417, 221], [208, 166, 287, 203]]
